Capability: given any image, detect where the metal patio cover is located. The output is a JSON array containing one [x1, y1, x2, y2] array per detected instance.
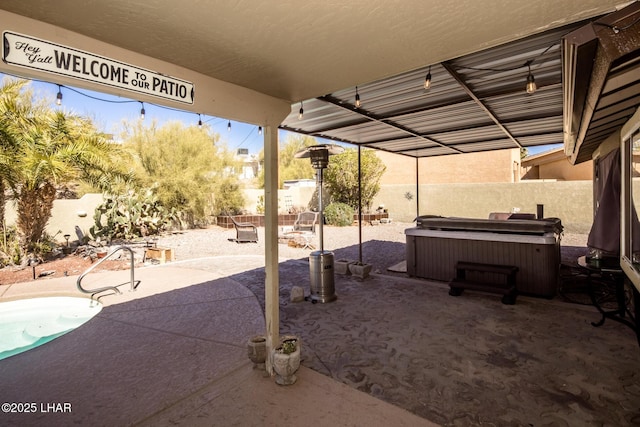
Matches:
[[0, 0, 632, 158]]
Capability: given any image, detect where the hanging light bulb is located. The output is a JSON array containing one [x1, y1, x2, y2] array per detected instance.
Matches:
[[355, 86, 361, 108], [198, 114, 202, 128], [298, 101, 304, 120], [526, 64, 537, 94], [140, 102, 145, 120], [56, 85, 63, 106], [227, 120, 231, 131], [424, 66, 432, 90], [258, 126, 263, 135]]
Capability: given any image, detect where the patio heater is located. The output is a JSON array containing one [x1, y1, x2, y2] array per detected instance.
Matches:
[[295, 144, 344, 303]]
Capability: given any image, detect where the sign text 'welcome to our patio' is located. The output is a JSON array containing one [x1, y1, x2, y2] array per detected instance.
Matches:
[[2, 31, 194, 104]]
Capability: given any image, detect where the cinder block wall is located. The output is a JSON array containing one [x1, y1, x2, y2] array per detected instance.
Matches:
[[2, 180, 598, 241], [373, 181, 594, 233]]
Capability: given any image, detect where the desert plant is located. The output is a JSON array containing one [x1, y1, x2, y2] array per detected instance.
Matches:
[[277, 338, 298, 355], [0, 78, 132, 255], [256, 195, 265, 214], [0, 225, 22, 267], [91, 188, 182, 242], [213, 177, 245, 215], [257, 134, 316, 189], [120, 120, 243, 227], [324, 148, 386, 212], [324, 202, 354, 226]]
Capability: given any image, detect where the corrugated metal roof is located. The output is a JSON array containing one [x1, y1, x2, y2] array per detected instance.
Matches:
[[563, 3, 640, 164], [280, 18, 599, 158]]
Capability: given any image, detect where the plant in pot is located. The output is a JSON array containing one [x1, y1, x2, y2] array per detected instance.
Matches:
[[271, 336, 301, 385], [348, 261, 373, 279]]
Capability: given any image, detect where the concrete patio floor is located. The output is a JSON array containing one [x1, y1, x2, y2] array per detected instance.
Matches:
[[1, 254, 639, 426], [0, 259, 434, 427]]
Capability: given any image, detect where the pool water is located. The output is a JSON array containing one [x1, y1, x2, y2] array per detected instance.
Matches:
[[0, 297, 102, 361]]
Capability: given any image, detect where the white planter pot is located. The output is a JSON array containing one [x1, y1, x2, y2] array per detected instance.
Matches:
[[334, 259, 353, 275], [348, 263, 372, 279], [247, 335, 267, 369], [271, 337, 301, 385]]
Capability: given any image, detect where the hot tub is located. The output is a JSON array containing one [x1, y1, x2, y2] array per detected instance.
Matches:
[[405, 217, 562, 297]]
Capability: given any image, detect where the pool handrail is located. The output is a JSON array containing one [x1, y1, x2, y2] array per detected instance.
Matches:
[[77, 245, 136, 298]]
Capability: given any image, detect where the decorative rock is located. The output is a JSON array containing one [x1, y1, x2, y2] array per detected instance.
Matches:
[[290, 286, 305, 302]]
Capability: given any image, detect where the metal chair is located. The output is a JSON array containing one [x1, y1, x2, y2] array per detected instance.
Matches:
[[228, 214, 258, 243], [294, 211, 318, 234]]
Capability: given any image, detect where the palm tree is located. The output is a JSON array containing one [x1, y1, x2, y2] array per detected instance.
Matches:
[[0, 79, 30, 243], [0, 78, 132, 255]]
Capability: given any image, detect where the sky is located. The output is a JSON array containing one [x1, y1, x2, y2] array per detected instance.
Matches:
[[2, 72, 277, 154], [2, 72, 558, 157]]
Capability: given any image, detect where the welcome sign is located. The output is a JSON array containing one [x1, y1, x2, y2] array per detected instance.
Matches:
[[2, 31, 194, 104]]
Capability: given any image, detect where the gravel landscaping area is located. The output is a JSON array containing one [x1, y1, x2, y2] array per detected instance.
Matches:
[[0, 220, 589, 285], [153, 221, 588, 273]]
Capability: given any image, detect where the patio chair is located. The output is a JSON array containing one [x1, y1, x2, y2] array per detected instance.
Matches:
[[294, 211, 319, 234], [228, 214, 258, 243]]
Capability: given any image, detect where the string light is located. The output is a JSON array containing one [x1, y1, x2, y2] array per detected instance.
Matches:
[[198, 114, 202, 128], [355, 86, 361, 108], [526, 63, 537, 94], [440, 41, 558, 94], [227, 120, 231, 131], [2, 72, 245, 132], [258, 126, 262, 135], [56, 85, 63, 106], [139, 102, 145, 120], [298, 101, 304, 120], [424, 66, 432, 90]]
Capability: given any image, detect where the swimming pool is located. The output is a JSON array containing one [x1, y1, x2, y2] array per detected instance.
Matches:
[[0, 297, 102, 361]]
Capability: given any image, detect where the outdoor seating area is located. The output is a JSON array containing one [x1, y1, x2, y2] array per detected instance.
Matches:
[[293, 211, 318, 233], [227, 214, 259, 243]]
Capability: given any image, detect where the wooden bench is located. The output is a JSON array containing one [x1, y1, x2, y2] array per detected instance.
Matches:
[[448, 261, 518, 304], [144, 247, 175, 264]]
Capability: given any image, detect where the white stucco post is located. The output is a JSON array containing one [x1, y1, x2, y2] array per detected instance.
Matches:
[[263, 125, 279, 375]]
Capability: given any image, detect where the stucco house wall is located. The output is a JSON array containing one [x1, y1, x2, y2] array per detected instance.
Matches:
[[377, 149, 521, 185], [521, 148, 593, 180]]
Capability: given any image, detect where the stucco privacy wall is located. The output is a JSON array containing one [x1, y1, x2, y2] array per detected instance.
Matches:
[[5, 181, 598, 240], [4, 194, 103, 242], [373, 181, 595, 233]]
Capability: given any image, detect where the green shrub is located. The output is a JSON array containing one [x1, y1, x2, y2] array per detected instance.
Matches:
[[324, 203, 354, 226], [0, 226, 22, 267]]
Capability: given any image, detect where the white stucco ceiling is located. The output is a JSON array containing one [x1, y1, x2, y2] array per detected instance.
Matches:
[[0, 0, 629, 103]]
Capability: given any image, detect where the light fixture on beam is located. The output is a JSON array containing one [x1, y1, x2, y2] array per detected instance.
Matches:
[[298, 101, 304, 120], [355, 86, 361, 108], [258, 126, 263, 135], [526, 64, 537, 94], [424, 66, 432, 90], [56, 85, 63, 106]]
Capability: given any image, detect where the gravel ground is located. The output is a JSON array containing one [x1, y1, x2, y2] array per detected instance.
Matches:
[[153, 221, 411, 270], [0, 221, 587, 285], [152, 221, 588, 273]]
